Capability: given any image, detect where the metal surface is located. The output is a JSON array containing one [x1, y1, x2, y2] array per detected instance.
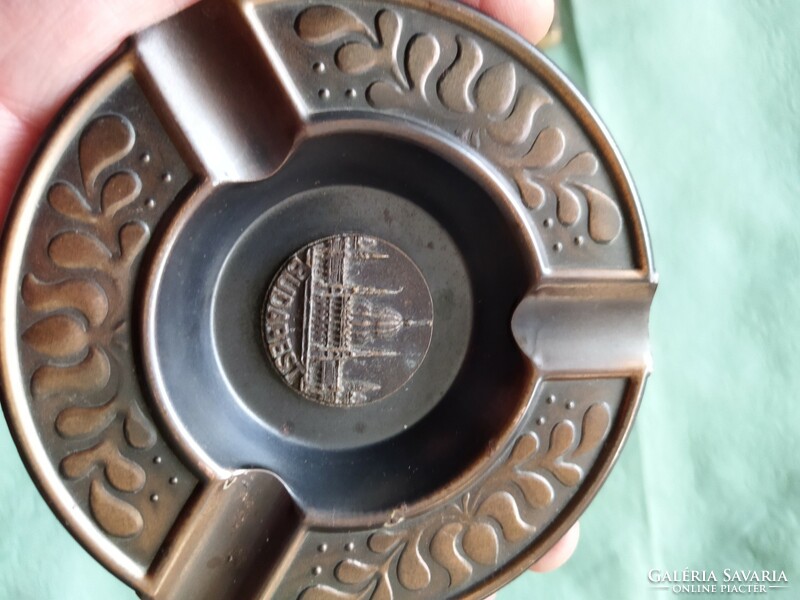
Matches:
[[263, 234, 434, 406], [0, 0, 656, 598]]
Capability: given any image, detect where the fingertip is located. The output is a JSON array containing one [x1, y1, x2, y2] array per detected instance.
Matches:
[[530, 521, 580, 573], [471, 0, 555, 44], [522, 0, 556, 44]]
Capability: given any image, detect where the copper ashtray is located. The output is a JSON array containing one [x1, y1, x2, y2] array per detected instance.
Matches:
[[0, 0, 656, 598]]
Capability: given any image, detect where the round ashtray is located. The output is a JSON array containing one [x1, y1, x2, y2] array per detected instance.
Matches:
[[0, 0, 656, 598]]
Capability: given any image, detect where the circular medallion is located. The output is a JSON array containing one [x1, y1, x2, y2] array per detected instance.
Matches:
[[263, 234, 434, 406]]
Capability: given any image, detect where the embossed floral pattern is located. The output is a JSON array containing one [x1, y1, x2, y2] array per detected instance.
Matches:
[[299, 400, 611, 599], [22, 115, 155, 538], [295, 5, 623, 247]]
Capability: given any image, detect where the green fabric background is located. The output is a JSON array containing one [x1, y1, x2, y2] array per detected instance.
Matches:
[[2, 1, 799, 598]]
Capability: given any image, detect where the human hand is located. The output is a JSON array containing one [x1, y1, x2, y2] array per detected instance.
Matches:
[[0, 0, 575, 596], [0, 0, 555, 212]]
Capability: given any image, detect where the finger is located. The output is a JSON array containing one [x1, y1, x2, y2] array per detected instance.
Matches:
[[0, 0, 197, 128], [0, 0, 197, 210], [0, 104, 31, 219], [480, 522, 580, 599], [531, 521, 580, 573], [459, 0, 555, 44]]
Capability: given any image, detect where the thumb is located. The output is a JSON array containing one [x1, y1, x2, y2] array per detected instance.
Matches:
[[459, 0, 555, 43]]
